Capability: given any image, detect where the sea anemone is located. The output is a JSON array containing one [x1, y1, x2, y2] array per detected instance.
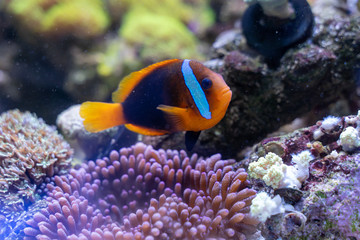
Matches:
[[24, 143, 258, 239]]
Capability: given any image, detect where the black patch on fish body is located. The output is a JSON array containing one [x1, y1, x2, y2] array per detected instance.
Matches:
[[122, 61, 185, 131], [185, 131, 201, 151]]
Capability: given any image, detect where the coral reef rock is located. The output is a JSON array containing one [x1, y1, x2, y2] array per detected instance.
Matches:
[[240, 111, 360, 239]]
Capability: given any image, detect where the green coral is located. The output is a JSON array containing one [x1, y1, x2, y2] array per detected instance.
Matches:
[[118, 0, 214, 61], [120, 9, 200, 62], [6, 0, 110, 39], [123, 0, 192, 22], [122, 0, 214, 34], [96, 39, 135, 78]]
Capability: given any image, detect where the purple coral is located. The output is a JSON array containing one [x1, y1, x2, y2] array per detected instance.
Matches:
[[323, 168, 360, 238], [24, 143, 258, 239]]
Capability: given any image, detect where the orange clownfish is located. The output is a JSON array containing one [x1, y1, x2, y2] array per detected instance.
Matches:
[[80, 59, 232, 150]]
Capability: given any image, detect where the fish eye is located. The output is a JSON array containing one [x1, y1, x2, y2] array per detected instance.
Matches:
[[201, 78, 212, 90]]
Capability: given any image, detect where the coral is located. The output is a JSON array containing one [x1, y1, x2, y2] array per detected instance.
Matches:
[[24, 143, 258, 239], [322, 169, 360, 238], [250, 192, 285, 222], [5, 0, 110, 40], [248, 152, 311, 189], [0, 199, 49, 239], [299, 156, 360, 239], [313, 115, 343, 140], [0, 110, 72, 239], [248, 152, 283, 179], [338, 126, 360, 152], [291, 150, 314, 182], [95, 39, 135, 79], [120, 9, 200, 62], [0, 110, 72, 214], [122, 0, 214, 35], [320, 116, 341, 133], [248, 152, 286, 189], [313, 116, 344, 143], [118, 0, 215, 63]]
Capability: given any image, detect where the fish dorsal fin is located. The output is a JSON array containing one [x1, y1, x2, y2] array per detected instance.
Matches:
[[181, 59, 211, 119], [112, 59, 181, 103]]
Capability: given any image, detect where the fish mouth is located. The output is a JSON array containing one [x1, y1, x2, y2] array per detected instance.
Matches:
[[218, 87, 232, 101]]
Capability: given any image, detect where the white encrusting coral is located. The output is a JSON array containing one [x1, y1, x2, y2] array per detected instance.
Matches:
[[321, 115, 341, 132], [314, 115, 342, 140], [291, 150, 314, 182], [248, 152, 285, 188], [250, 192, 285, 222], [339, 126, 360, 152], [313, 128, 324, 140], [249, 151, 314, 189]]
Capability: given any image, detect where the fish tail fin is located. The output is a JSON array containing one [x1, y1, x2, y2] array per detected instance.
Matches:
[[79, 102, 126, 132]]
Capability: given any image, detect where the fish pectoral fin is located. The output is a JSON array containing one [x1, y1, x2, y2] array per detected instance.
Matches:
[[185, 131, 201, 151], [157, 104, 188, 131], [125, 124, 168, 136]]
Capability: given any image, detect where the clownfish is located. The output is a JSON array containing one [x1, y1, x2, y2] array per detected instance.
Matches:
[[80, 59, 232, 150]]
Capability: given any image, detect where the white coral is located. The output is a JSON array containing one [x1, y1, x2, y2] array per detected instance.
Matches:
[[250, 192, 285, 222], [321, 116, 341, 132], [339, 126, 360, 152], [248, 152, 283, 179], [249, 151, 314, 189], [249, 152, 285, 188], [262, 164, 285, 188], [291, 150, 314, 182], [282, 165, 302, 189], [313, 128, 324, 140]]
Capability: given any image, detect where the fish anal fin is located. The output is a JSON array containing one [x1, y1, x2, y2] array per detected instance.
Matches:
[[157, 104, 188, 131], [125, 124, 168, 136], [112, 59, 181, 103], [79, 102, 125, 133]]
